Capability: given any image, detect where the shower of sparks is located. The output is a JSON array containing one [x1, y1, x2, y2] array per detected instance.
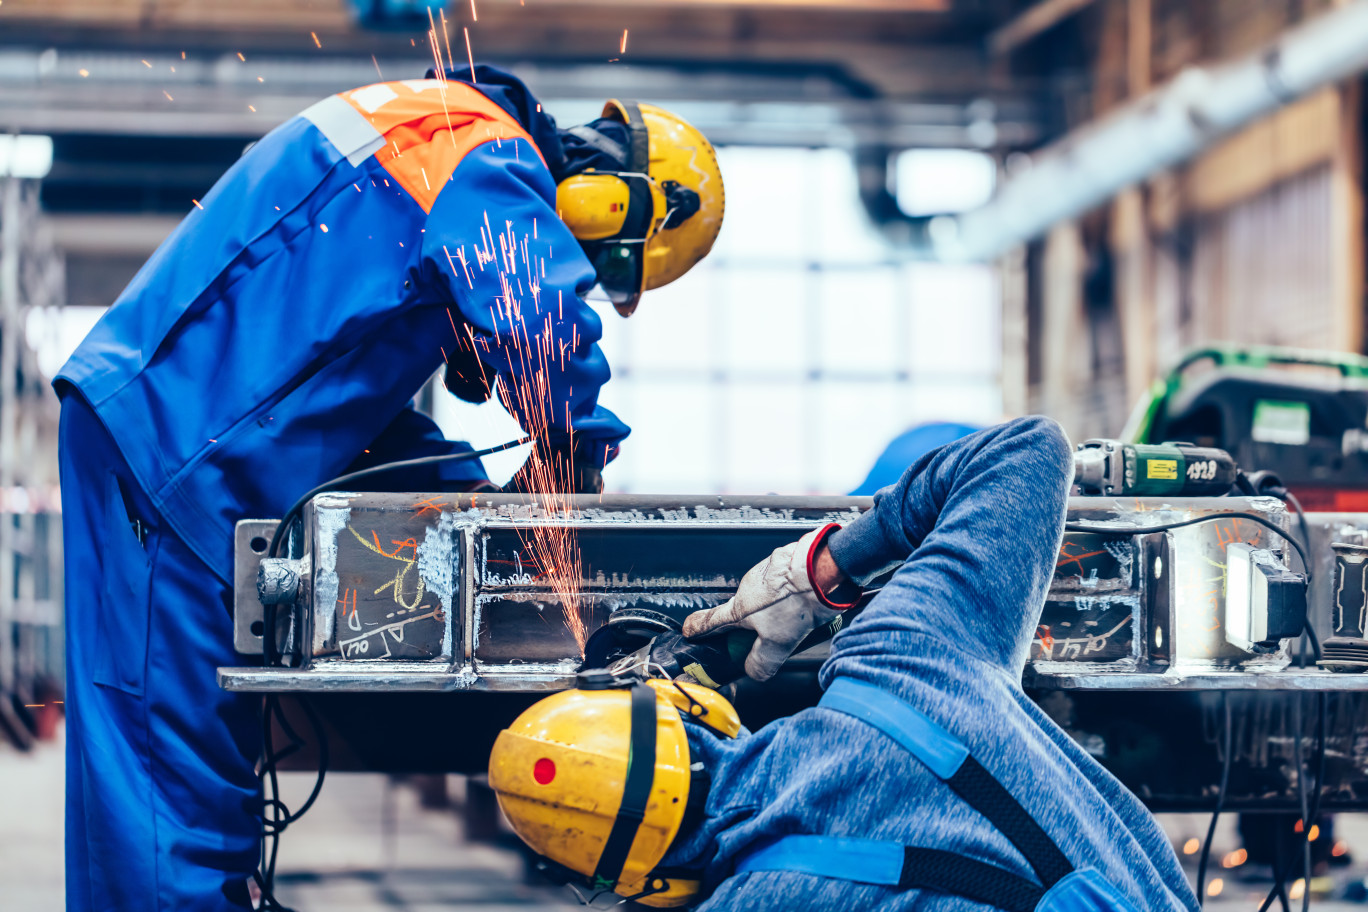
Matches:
[[163, 90, 174, 101], [470, 0, 478, 21], [372, 54, 383, 79], [444, 212, 598, 652], [463, 27, 476, 77], [141, 59, 151, 67], [237, 52, 246, 62], [620, 29, 628, 54], [441, 9, 456, 70], [311, 31, 322, 48], [78, 69, 89, 78], [248, 105, 256, 112]]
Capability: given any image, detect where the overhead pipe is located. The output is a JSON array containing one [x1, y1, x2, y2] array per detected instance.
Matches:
[[934, 0, 1368, 262]]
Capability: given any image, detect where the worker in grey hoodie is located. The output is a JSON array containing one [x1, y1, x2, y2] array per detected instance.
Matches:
[[488, 416, 1199, 911]]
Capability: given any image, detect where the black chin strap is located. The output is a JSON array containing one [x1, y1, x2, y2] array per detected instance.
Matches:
[[590, 682, 658, 890]]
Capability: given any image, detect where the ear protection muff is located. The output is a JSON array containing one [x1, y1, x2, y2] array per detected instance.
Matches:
[[557, 103, 668, 309]]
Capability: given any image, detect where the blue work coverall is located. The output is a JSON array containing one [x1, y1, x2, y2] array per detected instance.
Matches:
[[666, 418, 1199, 910], [56, 70, 627, 910]]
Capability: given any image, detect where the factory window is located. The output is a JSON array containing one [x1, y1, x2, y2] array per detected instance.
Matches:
[[435, 146, 1002, 494]]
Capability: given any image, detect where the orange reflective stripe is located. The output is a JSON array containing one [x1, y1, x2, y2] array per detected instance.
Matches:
[[338, 79, 545, 213]]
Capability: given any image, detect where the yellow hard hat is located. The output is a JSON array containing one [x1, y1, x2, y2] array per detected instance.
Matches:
[[556, 101, 725, 317], [488, 672, 741, 906]]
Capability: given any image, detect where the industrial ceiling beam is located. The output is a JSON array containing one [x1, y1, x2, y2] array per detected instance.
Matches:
[[939, 0, 1368, 262], [987, 0, 1097, 56], [0, 49, 1042, 147]]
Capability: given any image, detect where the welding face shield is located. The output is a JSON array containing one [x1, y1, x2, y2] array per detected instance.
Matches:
[[487, 670, 740, 906], [556, 101, 724, 317], [566, 171, 665, 311]]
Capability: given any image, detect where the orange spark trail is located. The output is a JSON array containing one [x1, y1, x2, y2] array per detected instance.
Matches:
[[439, 205, 598, 652], [441, 9, 456, 72]]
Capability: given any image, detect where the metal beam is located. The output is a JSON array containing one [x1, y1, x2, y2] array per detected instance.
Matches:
[[0, 49, 1041, 147], [940, 0, 1368, 261], [47, 215, 180, 255], [987, 0, 1098, 56]]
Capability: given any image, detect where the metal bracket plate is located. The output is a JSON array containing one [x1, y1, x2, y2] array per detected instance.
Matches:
[[233, 519, 278, 655]]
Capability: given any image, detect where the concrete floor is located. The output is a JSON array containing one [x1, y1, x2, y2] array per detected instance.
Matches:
[[0, 728, 582, 911], [6, 727, 1368, 910]]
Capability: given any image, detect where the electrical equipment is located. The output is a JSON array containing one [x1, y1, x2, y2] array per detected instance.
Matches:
[[1072, 439, 1238, 497], [1224, 543, 1306, 653]]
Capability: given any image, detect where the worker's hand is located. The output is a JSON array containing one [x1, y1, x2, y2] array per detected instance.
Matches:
[[683, 525, 856, 682]]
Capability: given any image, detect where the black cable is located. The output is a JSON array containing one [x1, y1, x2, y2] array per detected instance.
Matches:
[[1065, 509, 1312, 590], [1245, 488, 1323, 912], [1259, 831, 1293, 912], [256, 695, 293, 912], [1282, 489, 1321, 912], [1197, 693, 1232, 905], [263, 436, 531, 667], [254, 438, 528, 909], [1293, 693, 1312, 912], [267, 436, 531, 559], [254, 694, 329, 911], [1067, 506, 1323, 907]]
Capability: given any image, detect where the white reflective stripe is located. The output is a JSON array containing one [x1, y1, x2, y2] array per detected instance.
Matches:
[[349, 83, 398, 113], [299, 95, 386, 167], [401, 79, 443, 93]]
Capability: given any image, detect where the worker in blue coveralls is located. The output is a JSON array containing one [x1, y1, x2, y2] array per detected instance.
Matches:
[[489, 417, 1200, 910], [54, 64, 724, 911]]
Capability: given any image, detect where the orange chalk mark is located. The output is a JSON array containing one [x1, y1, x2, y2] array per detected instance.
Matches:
[[1056, 542, 1106, 575], [336, 588, 358, 617], [370, 531, 418, 559], [412, 496, 447, 518]]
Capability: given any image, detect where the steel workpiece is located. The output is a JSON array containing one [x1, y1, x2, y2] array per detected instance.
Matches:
[[219, 492, 1318, 693]]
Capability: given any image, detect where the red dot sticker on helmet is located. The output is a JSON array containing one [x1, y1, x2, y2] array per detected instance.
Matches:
[[533, 758, 556, 785]]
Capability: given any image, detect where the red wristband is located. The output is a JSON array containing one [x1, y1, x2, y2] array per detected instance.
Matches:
[[806, 523, 861, 610]]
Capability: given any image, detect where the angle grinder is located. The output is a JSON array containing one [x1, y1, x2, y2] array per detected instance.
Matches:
[[580, 603, 863, 689]]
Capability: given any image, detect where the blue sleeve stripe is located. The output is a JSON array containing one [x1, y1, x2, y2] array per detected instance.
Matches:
[[820, 677, 969, 779], [734, 835, 904, 886]]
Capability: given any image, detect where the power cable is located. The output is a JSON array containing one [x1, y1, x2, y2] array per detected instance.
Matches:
[[268, 436, 532, 559], [1254, 488, 1323, 912], [263, 437, 531, 667], [1196, 693, 1232, 905], [255, 694, 329, 911], [1066, 503, 1321, 907], [254, 435, 529, 909]]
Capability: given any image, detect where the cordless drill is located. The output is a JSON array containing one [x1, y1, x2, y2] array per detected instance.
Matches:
[[1072, 438, 1238, 497]]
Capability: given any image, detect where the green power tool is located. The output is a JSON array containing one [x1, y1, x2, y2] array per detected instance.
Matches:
[[1072, 438, 1238, 497]]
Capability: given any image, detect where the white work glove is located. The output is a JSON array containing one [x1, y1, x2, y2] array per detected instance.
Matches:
[[682, 525, 856, 682]]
